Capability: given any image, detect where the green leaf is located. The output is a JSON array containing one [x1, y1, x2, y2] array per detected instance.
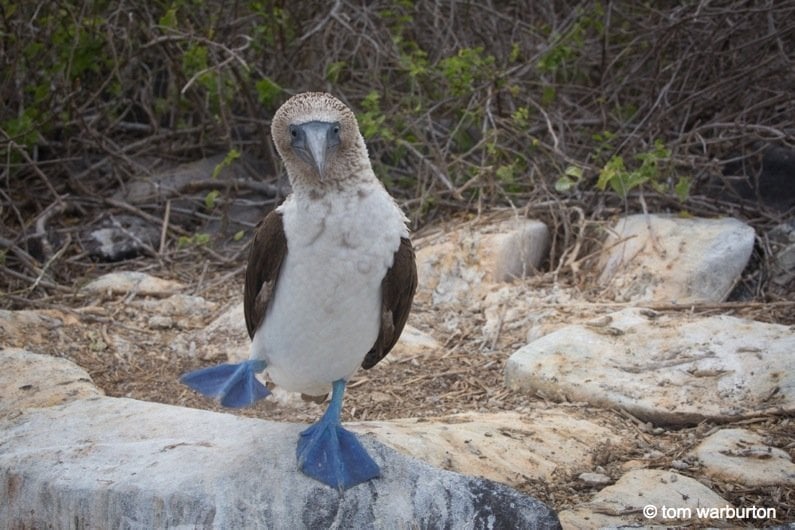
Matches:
[[674, 175, 692, 201], [325, 61, 347, 83], [204, 190, 221, 210], [255, 78, 282, 105], [211, 148, 241, 179], [555, 176, 576, 192], [159, 7, 178, 28], [233, 230, 245, 241], [541, 85, 556, 105], [565, 165, 584, 179], [496, 164, 515, 184], [597, 155, 625, 192]]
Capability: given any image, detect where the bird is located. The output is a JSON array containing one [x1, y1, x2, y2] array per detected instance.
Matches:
[[181, 92, 417, 491]]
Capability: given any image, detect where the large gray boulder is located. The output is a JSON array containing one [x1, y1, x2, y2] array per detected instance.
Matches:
[[0, 350, 559, 530], [597, 214, 755, 303], [505, 308, 794, 426]]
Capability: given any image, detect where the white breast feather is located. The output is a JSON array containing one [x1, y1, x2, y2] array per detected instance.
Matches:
[[250, 183, 408, 395]]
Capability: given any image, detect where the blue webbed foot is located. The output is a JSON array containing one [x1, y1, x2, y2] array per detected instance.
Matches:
[[296, 379, 380, 490], [181, 360, 269, 408]]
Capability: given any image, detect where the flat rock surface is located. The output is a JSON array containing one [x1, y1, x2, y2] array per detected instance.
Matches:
[[81, 271, 185, 296], [559, 469, 731, 528], [415, 215, 550, 306], [0, 396, 559, 530], [691, 428, 795, 487], [505, 307, 794, 426], [0, 348, 102, 416], [353, 410, 627, 486], [597, 214, 755, 303]]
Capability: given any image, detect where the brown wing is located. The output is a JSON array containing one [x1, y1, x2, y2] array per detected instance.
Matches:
[[244, 210, 287, 339], [361, 237, 417, 369]]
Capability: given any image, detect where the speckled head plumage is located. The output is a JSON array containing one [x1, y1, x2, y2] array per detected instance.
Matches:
[[271, 92, 371, 190]]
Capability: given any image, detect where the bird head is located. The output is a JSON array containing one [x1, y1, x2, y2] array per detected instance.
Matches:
[[271, 92, 369, 188]]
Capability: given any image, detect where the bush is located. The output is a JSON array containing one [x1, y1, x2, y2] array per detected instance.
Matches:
[[1, 1, 793, 297]]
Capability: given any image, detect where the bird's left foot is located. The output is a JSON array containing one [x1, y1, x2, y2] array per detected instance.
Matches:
[[297, 417, 380, 490], [296, 379, 380, 490]]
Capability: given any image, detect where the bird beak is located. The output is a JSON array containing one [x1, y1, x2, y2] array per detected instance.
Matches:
[[291, 121, 341, 181]]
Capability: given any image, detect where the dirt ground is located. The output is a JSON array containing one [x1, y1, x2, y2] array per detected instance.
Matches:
[[10, 244, 790, 528]]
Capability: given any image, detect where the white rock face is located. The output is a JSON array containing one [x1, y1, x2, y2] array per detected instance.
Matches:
[[559, 469, 731, 528], [415, 216, 550, 305], [0, 348, 102, 415], [0, 398, 558, 529], [0, 350, 559, 529], [505, 308, 794, 426], [0, 309, 76, 350], [192, 301, 249, 362], [691, 428, 795, 486], [353, 409, 627, 486], [81, 271, 185, 296], [597, 214, 755, 303]]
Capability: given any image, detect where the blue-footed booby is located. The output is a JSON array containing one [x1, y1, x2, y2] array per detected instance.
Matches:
[[181, 92, 417, 490]]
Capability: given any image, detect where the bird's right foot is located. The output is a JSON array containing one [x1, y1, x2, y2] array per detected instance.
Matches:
[[181, 360, 269, 408]]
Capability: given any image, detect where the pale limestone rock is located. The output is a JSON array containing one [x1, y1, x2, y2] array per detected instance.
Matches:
[[559, 469, 730, 528], [134, 293, 218, 317], [81, 271, 185, 296], [415, 216, 550, 306], [0, 348, 102, 416], [192, 301, 248, 362], [0, 396, 559, 529], [483, 219, 550, 282], [383, 323, 440, 359], [598, 214, 755, 303], [691, 428, 795, 486], [147, 315, 174, 330], [505, 308, 795, 426], [0, 309, 76, 350], [578, 472, 611, 486], [352, 409, 626, 486]]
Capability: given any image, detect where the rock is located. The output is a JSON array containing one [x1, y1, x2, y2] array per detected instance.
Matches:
[[597, 214, 755, 303], [505, 308, 795, 426], [192, 302, 249, 362], [352, 409, 627, 487], [482, 285, 576, 347], [81, 271, 185, 296], [134, 293, 219, 330], [0, 309, 76, 350], [118, 153, 272, 205], [559, 469, 731, 528], [116, 154, 282, 241], [147, 315, 174, 330], [0, 397, 560, 529], [384, 323, 440, 359], [82, 214, 159, 262], [483, 219, 550, 282], [578, 472, 611, 486], [690, 428, 795, 487], [415, 215, 550, 306], [769, 220, 795, 295], [135, 293, 218, 317], [0, 348, 102, 416]]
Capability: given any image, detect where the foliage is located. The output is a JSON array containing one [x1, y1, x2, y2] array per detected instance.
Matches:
[[1, 0, 793, 298]]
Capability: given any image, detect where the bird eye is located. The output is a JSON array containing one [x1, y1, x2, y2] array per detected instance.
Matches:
[[290, 127, 298, 138], [333, 126, 340, 134]]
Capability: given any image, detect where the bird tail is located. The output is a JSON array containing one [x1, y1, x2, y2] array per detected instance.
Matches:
[[181, 360, 270, 408]]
